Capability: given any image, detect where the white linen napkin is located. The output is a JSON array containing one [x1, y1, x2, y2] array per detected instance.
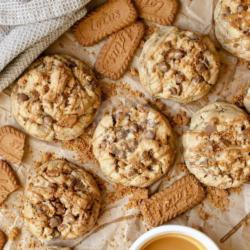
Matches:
[[0, 0, 91, 91]]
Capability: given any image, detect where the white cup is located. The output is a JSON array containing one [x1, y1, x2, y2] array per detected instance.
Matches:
[[130, 225, 220, 250]]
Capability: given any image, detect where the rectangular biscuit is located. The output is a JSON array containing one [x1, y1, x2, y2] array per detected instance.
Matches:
[[140, 175, 205, 227], [95, 21, 145, 80], [74, 0, 137, 46], [134, 0, 178, 25]]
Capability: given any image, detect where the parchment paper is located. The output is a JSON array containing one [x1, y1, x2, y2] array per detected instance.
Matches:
[[0, 0, 250, 250]]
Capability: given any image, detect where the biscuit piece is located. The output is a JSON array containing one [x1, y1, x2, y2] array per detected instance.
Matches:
[[92, 102, 175, 187], [0, 160, 20, 205], [23, 160, 101, 241], [0, 126, 25, 165], [140, 175, 205, 227], [11, 55, 101, 142], [0, 230, 6, 250], [214, 0, 250, 61], [183, 102, 250, 189], [95, 22, 145, 80], [244, 86, 250, 113], [45, 247, 71, 250], [139, 26, 220, 103], [8, 227, 20, 241], [134, 0, 178, 25], [74, 0, 137, 46]]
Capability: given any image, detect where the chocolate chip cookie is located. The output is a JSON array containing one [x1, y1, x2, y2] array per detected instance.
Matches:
[[214, 0, 250, 61], [183, 102, 250, 189], [139, 27, 220, 103], [92, 102, 176, 187], [23, 160, 101, 240], [11, 55, 101, 141]]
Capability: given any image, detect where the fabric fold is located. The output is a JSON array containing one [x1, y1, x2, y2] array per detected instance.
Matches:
[[0, 0, 90, 91]]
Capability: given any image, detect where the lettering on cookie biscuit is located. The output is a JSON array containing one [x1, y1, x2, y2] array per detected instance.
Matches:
[[139, 175, 205, 226], [95, 22, 145, 80], [74, 0, 137, 46], [90, 11, 121, 31], [134, 0, 178, 25], [138, 0, 165, 12], [0, 126, 26, 165]]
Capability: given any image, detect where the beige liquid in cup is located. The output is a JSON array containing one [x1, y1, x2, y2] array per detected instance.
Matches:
[[141, 233, 207, 250]]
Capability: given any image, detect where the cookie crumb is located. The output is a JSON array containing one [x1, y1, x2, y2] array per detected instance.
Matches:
[[8, 227, 20, 241], [171, 111, 190, 126], [63, 126, 97, 164], [197, 205, 210, 221], [207, 187, 229, 211]]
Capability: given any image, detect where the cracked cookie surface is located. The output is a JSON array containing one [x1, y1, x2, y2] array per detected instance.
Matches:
[[23, 160, 101, 241], [11, 55, 101, 141], [214, 0, 250, 61], [183, 102, 250, 189], [92, 103, 176, 187], [139, 26, 220, 103]]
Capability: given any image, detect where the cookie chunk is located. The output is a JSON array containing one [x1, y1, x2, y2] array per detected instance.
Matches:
[[244, 86, 250, 113], [183, 102, 250, 189], [23, 160, 101, 241], [11, 55, 101, 141], [139, 27, 220, 103], [214, 0, 250, 61], [92, 103, 176, 187], [134, 0, 178, 25]]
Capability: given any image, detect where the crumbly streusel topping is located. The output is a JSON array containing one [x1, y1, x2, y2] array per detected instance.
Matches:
[[11, 55, 101, 141], [221, 0, 250, 35], [23, 160, 101, 240], [139, 27, 220, 103], [183, 102, 250, 189], [92, 102, 176, 187]]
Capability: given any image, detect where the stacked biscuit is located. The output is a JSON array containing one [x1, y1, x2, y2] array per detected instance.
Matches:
[[1, 0, 250, 248]]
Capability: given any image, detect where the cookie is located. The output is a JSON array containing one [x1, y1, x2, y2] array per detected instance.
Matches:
[[0, 230, 6, 250], [74, 0, 137, 46], [95, 22, 145, 80], [11, 55, 101, 142], [134, 0, 178, 25], [183, 102, 250, 189], [140, 175, 205, 227], [0, 126, 25, 165], [92, 102, 176, 187], [0, 160, 20, 205], [139, 26, 220, 103], [214, 0, 250, 61], [243, 86, 250, 113], [23, 159, 101, 241]]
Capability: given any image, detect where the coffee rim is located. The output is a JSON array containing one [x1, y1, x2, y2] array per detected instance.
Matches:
[[130, 225, 220, 250]]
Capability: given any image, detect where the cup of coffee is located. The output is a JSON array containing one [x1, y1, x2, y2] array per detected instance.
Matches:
[[130, 225, 219, 250]]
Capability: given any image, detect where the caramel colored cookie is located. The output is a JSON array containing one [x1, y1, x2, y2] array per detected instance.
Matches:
[[0, 230, 6, 250], [95, 22, 145, 80], [139, 27, 220, 103], [0, 126, 25, 165], [74, 0, 137, 46], [92, 102, 176, 187], [214, 0, 250, 61], [140, 175, 205, 226], [134, 0, 178, 25], [0, 161, 20, 205], [23, 160, 101, 241], [11, 55, 101, 142], [183, 102, 250, 189]]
